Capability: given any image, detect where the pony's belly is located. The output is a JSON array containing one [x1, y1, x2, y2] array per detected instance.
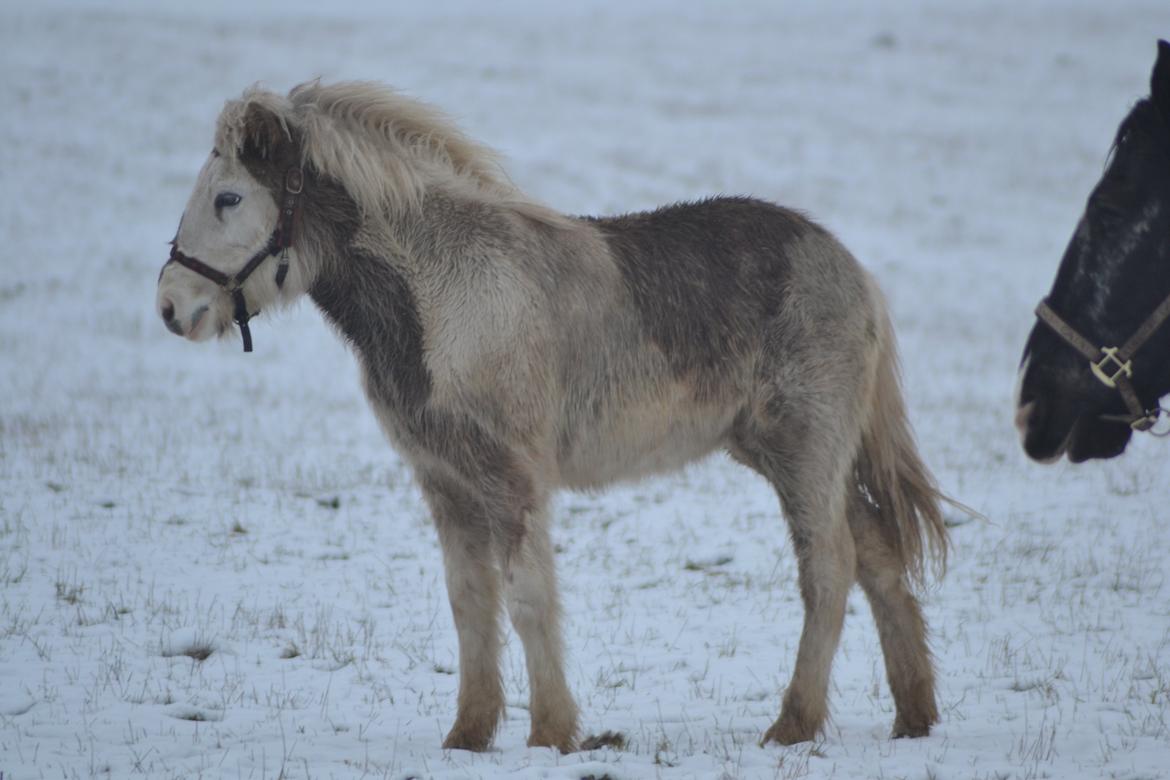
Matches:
[[557, 405, 736, 489]]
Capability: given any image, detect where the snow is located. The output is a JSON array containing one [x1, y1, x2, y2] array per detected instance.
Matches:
[[2, 1, 1169, 778]]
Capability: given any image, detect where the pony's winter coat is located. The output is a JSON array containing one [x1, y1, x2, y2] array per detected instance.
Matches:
[[157, 80, 949, 751]]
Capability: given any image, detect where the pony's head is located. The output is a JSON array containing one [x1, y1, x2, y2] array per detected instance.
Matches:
[[156, 81, 543, 350], [1016, 40, 1170, 462], [157, 89, 305, 348]]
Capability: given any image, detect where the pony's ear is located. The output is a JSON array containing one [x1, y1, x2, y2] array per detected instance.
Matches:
[[241, 101, 289, 161], [1152, 40, 1170, 110]]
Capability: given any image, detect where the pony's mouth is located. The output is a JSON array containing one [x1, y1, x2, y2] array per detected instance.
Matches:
[[188, 305, 210, 340]]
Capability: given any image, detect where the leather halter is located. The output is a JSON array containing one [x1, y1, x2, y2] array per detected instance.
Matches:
[[1034, 295, 1170, 431], [1031, 98, 1170, 431], [166, 167, 304, 352]]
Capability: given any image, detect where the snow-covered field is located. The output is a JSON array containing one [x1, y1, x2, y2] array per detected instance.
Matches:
[[2, 1, 1169, 777]]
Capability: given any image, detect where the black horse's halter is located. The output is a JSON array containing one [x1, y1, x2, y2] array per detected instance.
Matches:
[[1031, 99, 1170, 432], [1034, 296, 1170, 432], [165, 167, 304, 352]]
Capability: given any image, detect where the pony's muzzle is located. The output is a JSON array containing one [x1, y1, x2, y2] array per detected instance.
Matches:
[[158, 294, 210, 340]]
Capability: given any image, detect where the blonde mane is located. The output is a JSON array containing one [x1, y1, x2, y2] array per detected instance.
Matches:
[[215, 80, 567, 226]]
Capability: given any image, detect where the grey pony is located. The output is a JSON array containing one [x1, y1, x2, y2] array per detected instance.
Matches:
[[156, 81, 949, 752]]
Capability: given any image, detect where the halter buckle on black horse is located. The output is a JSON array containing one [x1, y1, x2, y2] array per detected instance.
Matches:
[[167, 166, 304, 352], [1034, 299, 1165, 432]]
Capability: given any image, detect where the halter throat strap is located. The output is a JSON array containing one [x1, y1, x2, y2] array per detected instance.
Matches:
[[167, 167, 303, 352], [1034, 297, 1170, 431]]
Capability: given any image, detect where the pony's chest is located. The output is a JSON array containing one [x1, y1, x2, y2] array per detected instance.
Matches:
[[414, 269, 539, 394]]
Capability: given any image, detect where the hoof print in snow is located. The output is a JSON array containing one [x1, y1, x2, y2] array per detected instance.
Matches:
[[0, 695, 36, 718], [683, 554, 733, 572], [165, 704, 224, 722], [311, 657, 354, 672], [160, 629, 216, 662]]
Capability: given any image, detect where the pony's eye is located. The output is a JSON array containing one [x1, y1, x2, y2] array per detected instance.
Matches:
[[215, 192, 242, 209]]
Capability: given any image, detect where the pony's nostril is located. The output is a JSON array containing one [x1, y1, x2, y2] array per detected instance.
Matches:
[[161, 299, 184, 335]]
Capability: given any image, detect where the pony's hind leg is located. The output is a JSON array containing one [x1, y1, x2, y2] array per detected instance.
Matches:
[[502, 506, 579, 752], [734, 412, 857, 746], [847, 486, 939, 737], [421, 474, 505, 752]]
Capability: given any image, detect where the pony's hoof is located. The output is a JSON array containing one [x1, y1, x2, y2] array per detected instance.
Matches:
[[443, 725, 494, 752], [527, 728, 577, 754], [892, 717, 932, 739], [760, 715, 818, 747]]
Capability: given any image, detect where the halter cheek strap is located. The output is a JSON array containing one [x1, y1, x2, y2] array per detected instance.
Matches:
[[166, 167, 303, 352]]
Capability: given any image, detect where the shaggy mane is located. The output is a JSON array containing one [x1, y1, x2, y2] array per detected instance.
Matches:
[[215, 80, 568, 226]]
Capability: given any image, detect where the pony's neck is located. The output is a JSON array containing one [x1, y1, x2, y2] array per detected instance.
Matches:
[[302, 174, 531, 413], [303, 185, 434, 412]]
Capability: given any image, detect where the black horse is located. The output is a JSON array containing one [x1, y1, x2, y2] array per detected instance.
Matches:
[[1017, 40, 1170, 463]]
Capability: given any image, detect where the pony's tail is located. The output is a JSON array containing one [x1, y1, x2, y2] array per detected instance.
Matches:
[[855, 277, 952, 587]]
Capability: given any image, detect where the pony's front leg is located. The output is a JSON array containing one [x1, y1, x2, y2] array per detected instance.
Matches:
[[422, 475, 504, 752], [502, 504, 579, 752]]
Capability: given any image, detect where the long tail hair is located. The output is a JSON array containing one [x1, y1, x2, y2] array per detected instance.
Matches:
[[856, 280, 953, 586]]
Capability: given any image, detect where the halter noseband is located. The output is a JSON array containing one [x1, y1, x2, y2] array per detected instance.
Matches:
[[166, 166, 304, 352], [1034, 294, 1170, 432]]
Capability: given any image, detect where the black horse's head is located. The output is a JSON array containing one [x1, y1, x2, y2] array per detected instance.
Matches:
[[1017, 40, 1170, 463]]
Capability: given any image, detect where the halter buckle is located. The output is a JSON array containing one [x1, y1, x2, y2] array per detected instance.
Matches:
[[1089, 347, 1133, 389]]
